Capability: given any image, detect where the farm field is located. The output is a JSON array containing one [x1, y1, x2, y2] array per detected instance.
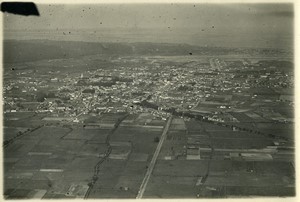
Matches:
[[143, 118, 295, 198], [3, 112, 166, 199]]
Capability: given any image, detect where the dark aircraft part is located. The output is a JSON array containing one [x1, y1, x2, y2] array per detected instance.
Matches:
[[1, 2, 39, 16]]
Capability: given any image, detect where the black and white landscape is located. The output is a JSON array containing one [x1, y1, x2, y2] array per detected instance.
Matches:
[[2, 3, 295, 199]]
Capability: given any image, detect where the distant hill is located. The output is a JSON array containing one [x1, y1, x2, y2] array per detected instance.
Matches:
[[3, 40, 133, 64], [3, 39, 290, 64]]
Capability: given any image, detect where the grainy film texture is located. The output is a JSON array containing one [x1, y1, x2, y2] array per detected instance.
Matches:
[[2, 3, 295, 199]]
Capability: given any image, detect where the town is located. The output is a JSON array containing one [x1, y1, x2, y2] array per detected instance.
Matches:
[[3, 43, 295, 198]]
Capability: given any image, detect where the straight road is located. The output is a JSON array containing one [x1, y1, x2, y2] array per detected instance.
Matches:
[[136, 115, 173, 199]]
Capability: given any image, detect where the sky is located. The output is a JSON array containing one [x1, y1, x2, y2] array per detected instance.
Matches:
[[3, 3, 294, 49]]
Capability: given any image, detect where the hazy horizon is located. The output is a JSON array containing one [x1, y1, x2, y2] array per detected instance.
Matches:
[[3, 3, 294, 49]]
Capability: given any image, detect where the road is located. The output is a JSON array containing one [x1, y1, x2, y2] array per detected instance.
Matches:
[[136, 115, 173, 199]]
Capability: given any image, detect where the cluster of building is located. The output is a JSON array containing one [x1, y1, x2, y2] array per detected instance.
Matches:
[[3, 57, 293, 124]]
